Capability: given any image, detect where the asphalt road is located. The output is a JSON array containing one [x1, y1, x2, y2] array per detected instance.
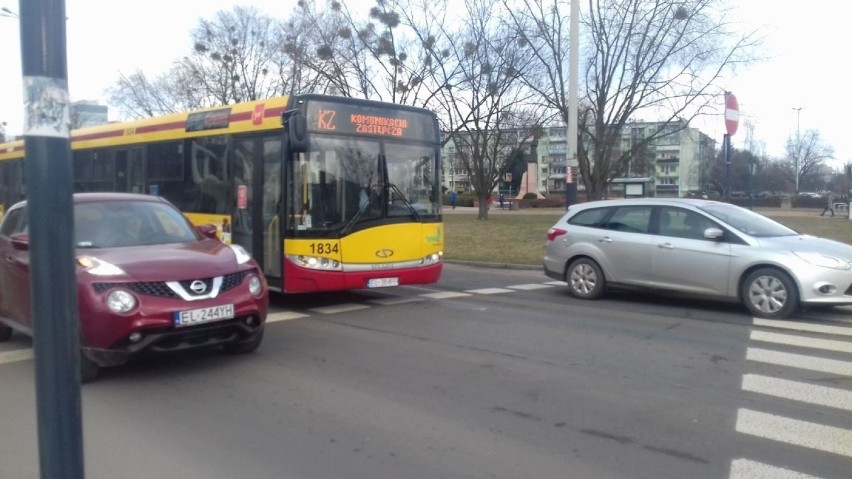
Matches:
[[1, 264, 850, 478]]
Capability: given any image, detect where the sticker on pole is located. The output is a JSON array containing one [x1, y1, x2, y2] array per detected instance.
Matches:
[[724, 92, 739, 136], [22, 76, 71, 138]]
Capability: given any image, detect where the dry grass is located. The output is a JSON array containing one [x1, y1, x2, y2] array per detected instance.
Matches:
[[443, 208, 852, 266]]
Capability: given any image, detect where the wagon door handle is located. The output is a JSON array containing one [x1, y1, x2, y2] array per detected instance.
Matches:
[[657, 243, 674, 250], [598, 236, 612, 243]]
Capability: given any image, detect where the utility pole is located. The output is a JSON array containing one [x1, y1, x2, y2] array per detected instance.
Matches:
[[792, 106, 804, 194], [19, 1, 85, 478]]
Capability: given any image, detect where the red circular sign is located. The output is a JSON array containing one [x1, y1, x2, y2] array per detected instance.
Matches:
[[725, 93, 739, 136]]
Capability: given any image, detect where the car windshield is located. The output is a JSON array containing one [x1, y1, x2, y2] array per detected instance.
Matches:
[[73, 200, 200, 248], [699, 203, 799, 238]]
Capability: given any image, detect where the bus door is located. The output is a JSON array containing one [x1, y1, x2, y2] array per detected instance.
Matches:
[[231, 137, 282, 288], [114, 148, 144, 193]]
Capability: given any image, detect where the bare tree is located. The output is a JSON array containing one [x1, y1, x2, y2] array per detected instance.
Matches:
[[109, 6, 293, 118], [784, 129, 834, 192], [438, 0, 548, 219], [293, 0, 446, 107], [508, 0, 759, 200]]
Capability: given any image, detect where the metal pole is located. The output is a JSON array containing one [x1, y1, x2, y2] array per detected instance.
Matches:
[[724, 134, 730, 200], [565, 0, 579, 208], [19, 0, 85, 478], [793, 107, 803, 194]]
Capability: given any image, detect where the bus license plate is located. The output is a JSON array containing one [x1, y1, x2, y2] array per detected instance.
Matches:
[[367, 277, 398, 288], [174, 304, 235, 328]]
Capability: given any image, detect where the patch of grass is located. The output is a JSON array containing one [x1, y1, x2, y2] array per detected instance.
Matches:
[[443, 209, 852, 266]]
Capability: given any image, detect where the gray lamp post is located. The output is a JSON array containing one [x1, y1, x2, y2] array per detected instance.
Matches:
[[748, 158, 758, 210], [792, 107, 804, 194]]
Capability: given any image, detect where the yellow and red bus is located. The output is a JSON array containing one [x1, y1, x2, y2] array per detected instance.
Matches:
[[0, 94, 444, 293]]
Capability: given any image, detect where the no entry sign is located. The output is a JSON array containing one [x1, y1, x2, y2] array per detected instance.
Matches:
[[725, 92, 739, 136]]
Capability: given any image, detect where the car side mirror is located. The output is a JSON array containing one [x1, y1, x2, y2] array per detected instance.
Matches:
[[197, 224, 220, 240], [704, 227, 724, 240], [10, 232, 29, 251]]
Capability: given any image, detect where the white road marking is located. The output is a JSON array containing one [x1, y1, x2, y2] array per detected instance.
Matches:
[[266, 311, 309, 323], [464, 288, 514, 295], [0, 348, 34, 364], [309, 303, 371, 315], [543, 281, 567, 286], [746, 348, 852, 376], [735, 408, 852, 457], [729, 458, 823, 479], [750, 330, 852, 354], [368, 297, 425, 306], [741, 374, 852, 412], [419, 291, 472, 300], [507, 283, 554, 291], [753, 318, 852, 337]]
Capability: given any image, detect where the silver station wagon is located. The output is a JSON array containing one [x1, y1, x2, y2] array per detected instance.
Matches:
[[543, 198, 852, 319]]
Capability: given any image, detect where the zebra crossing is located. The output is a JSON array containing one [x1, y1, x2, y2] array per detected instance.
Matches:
[[729, 318, 852, 479]]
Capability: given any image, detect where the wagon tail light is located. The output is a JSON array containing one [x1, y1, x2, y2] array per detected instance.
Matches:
[[547, 228, 567, 242]]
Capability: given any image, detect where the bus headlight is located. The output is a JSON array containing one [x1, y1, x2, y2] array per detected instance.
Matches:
[[421, 251, 443, 265], [106, 289, 137, 314], [288, 255, 343, 271]]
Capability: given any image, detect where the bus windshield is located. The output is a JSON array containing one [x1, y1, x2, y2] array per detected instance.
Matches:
[[288, 135, 440, 236]]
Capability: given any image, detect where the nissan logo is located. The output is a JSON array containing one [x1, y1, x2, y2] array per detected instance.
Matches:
[[375, 249, 394, 259], [189, 280, 208, 294]]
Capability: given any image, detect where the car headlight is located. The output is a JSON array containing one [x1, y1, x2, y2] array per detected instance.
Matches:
[[230, 244, 252, 264], [106, 289, 137, 314], [793, 252, 852, 270], [77, 256, 126, 276], [248, 274, 263, 297]]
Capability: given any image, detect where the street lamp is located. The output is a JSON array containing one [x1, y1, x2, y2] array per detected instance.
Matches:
[[0, 6, 17, 18], [792, 106, 804, 194]]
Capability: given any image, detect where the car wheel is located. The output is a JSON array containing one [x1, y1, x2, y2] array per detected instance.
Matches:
[[742, 268, 799, 319], [223, 328, 264, 354], [566, 258, 606, 300], [0, 323, 12, 342], [80, 353, 100, 383]]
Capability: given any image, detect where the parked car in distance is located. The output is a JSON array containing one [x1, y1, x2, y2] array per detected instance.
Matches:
[[544, 198, 852, 319], [0, 193, 268, 382]]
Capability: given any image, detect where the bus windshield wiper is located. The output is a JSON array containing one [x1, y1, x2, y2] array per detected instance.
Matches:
[[340, 188, 379, 236], [388, 184, 420, 220]]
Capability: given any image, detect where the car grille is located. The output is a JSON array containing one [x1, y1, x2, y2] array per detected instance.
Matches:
[[93, 269, 254, 298]]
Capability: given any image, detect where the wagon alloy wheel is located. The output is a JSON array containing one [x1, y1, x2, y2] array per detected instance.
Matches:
[[567, 258, 605, 300], [742, 268, 799, 319]]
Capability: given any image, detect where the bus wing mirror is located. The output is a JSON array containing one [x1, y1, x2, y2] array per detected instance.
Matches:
[[283, 110, 308, 153]]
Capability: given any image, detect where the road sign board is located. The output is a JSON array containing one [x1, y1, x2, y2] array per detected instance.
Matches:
[[725, 92, 739, 136]]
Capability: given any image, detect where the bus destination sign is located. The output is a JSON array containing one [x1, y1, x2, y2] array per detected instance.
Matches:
[[305, 101, 436, 141]]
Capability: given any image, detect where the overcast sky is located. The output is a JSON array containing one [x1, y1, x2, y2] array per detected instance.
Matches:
[[1, 0, 848, 167]]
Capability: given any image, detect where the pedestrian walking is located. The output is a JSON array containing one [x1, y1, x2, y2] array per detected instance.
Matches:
[[450, 191, 457, 210], [498, 193, 505, 209], [820, 191, 836, 217]]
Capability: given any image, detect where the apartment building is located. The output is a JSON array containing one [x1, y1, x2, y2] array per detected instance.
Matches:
[[442, 121, 717, 198]]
